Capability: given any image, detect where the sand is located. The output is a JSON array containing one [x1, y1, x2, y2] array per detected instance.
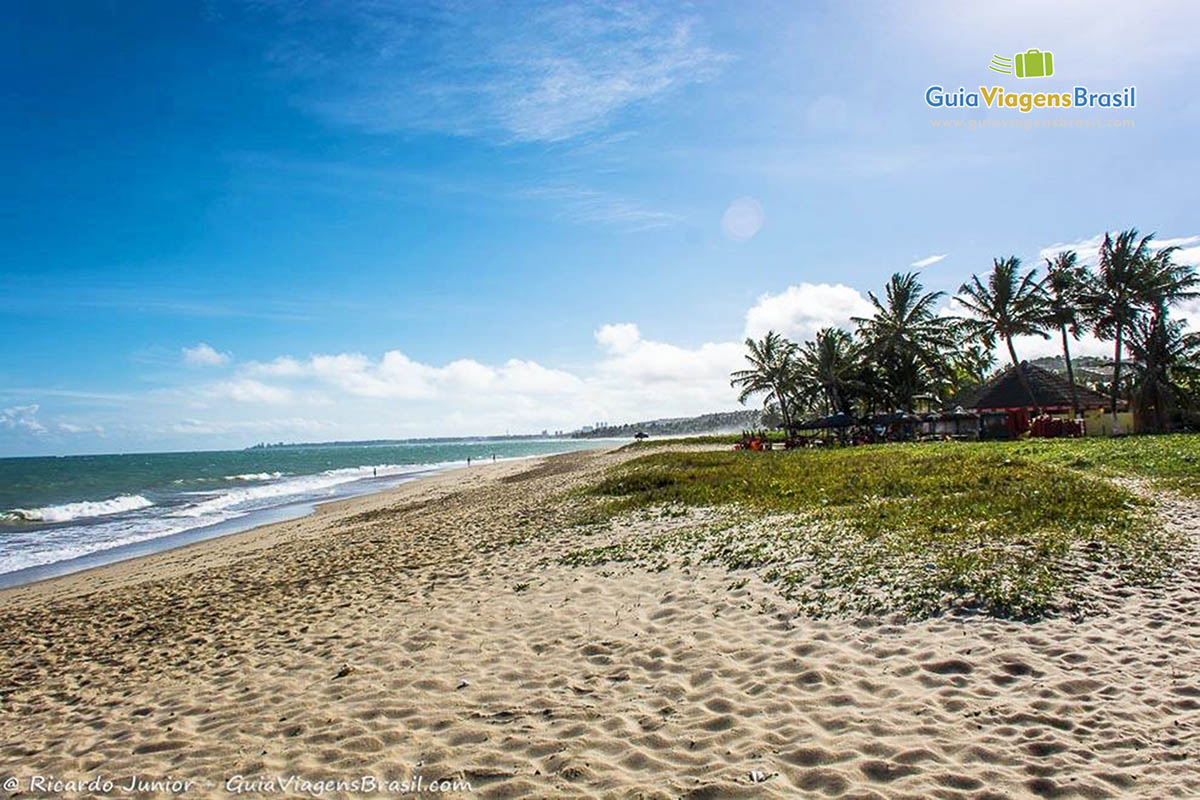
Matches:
[[1, 447, 1198, 799]]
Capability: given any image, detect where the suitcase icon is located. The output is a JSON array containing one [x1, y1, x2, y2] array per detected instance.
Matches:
[[1014, 49, 1053, 78]]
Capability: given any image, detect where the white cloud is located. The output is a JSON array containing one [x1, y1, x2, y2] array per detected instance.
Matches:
[[1039, 232, 1199, 268], [236, 349, 584, 404], [1038, 233, 1105, 267], [1157, 236, 1200, 267], [244, 356, 305, 377], [57, 422, 104, 434], [522, 186, 683, 231], [0, 404, 46, 435], [595, 323, 642, 354], [743, 283, 875, 340], [182, 342, 231, 367], [1011, 331, 1113, 361], [911, 253, 947, 268], [208, 379, 293, 405], [269, 2, 730, 143], [594, 324, 741, 385]]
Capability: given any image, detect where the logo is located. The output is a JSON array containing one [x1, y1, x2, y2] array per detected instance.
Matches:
[[924, 48, 1135, 114], [989, 49, 1054, 78]]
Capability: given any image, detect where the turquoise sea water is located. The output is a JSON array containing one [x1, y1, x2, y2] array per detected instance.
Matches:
[[0, 439, 610, 586]]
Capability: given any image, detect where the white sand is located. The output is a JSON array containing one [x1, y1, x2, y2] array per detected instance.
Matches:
[[1, 448, 1197, 798]]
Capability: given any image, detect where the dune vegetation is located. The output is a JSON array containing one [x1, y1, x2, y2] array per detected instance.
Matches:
[[563, 441, 1185, 619]]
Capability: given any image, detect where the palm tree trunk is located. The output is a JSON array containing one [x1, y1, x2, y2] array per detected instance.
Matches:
[[1006, 336, 1041, 416], [1060, 325, 1080, 418], [1110, 328, 1123, 433], [777, 389, 792, 437]]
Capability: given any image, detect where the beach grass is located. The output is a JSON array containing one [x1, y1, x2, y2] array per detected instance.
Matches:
[[626, 433, 1200, 493], [563, 442, 1180, 619], [995, 434, 1200, 495]]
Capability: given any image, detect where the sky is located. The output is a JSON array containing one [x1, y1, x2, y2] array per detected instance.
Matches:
[[3, 0, 1200, 456]]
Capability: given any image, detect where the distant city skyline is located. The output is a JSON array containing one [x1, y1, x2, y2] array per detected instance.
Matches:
[[3, 0, 1199, 455]]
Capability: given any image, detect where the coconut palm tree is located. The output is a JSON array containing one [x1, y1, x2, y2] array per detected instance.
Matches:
[[1043, 250, 1089, 417], [1084, 229, 1194, 431], [956, 256, 1049, 414], [1125, 309, 1200, 432], [853, 272, 957, 410], [731, 331, 800, 434], [1139, 244, 1198, 312], [949, 341, 997, 394], [796, 327, 861, 415]]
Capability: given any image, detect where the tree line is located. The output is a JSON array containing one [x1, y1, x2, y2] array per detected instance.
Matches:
[[731, 229, 1200, 434]]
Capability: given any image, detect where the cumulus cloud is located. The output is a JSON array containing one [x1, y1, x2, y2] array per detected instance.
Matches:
[[208, 379, 294, 405], [594, 324, 742, 385], [182, 343, 231, 367], [0, 404, 46, 435], [743, 283, 875, 340], [239, 350, 583, 403], [595, 323, 642, 354], [911, 253, 947, 268]]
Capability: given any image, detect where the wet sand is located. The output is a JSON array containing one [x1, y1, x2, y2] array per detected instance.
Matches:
[[1, 447, 1197, 798]]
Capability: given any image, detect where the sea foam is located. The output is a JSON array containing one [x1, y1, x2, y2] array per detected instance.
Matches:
[[2, 494, 155, 524]]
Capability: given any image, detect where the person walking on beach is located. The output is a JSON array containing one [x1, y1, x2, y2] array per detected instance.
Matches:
[[467, 456, 471, 466]]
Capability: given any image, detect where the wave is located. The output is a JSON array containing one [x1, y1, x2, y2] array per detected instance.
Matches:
[[171, 464, 425, 518], [1, 494, 155, 524], [223, 471, 284, 482]]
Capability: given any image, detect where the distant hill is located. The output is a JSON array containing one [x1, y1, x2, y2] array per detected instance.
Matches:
[[571, 410, 762, 439]]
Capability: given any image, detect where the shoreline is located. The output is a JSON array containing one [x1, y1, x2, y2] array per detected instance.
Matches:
[[0, 454, 548, 602]]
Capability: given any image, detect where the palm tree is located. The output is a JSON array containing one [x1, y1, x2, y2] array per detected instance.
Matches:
[[956, 256, 1049, 414], [731, 331, 800, 434], [1084, 229, 1195, 431], [796, 327, 861, 415], [1139, 244, 1198, 311], [853, 272, 957, 410], [949, 341, 997, 394], [1043, 250, 1089, 417], [1125, 309, 1200, 432]]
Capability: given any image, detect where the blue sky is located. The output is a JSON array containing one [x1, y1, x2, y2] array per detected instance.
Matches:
[[3, 0, 1199, 455]]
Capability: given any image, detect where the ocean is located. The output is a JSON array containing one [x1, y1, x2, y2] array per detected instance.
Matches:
[[0, 439, 611, 587]]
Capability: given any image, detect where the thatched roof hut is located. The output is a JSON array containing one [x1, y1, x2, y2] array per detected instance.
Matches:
[[954, 362, 1114, 412]]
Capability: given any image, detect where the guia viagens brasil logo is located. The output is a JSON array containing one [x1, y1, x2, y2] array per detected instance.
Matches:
[[926, 49, 1135, 113]]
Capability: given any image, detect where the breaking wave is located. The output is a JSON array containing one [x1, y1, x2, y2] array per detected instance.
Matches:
[[1, 494, 155, 524]]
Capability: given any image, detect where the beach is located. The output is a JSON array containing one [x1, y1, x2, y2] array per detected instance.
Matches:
[[1, 446, 1198, 799]]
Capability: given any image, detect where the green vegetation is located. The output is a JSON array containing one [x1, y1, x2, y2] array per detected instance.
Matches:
[[728, 228, 1199, 435], [1000, 434, 1200, 495], [562, 441, 1186, 619]]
